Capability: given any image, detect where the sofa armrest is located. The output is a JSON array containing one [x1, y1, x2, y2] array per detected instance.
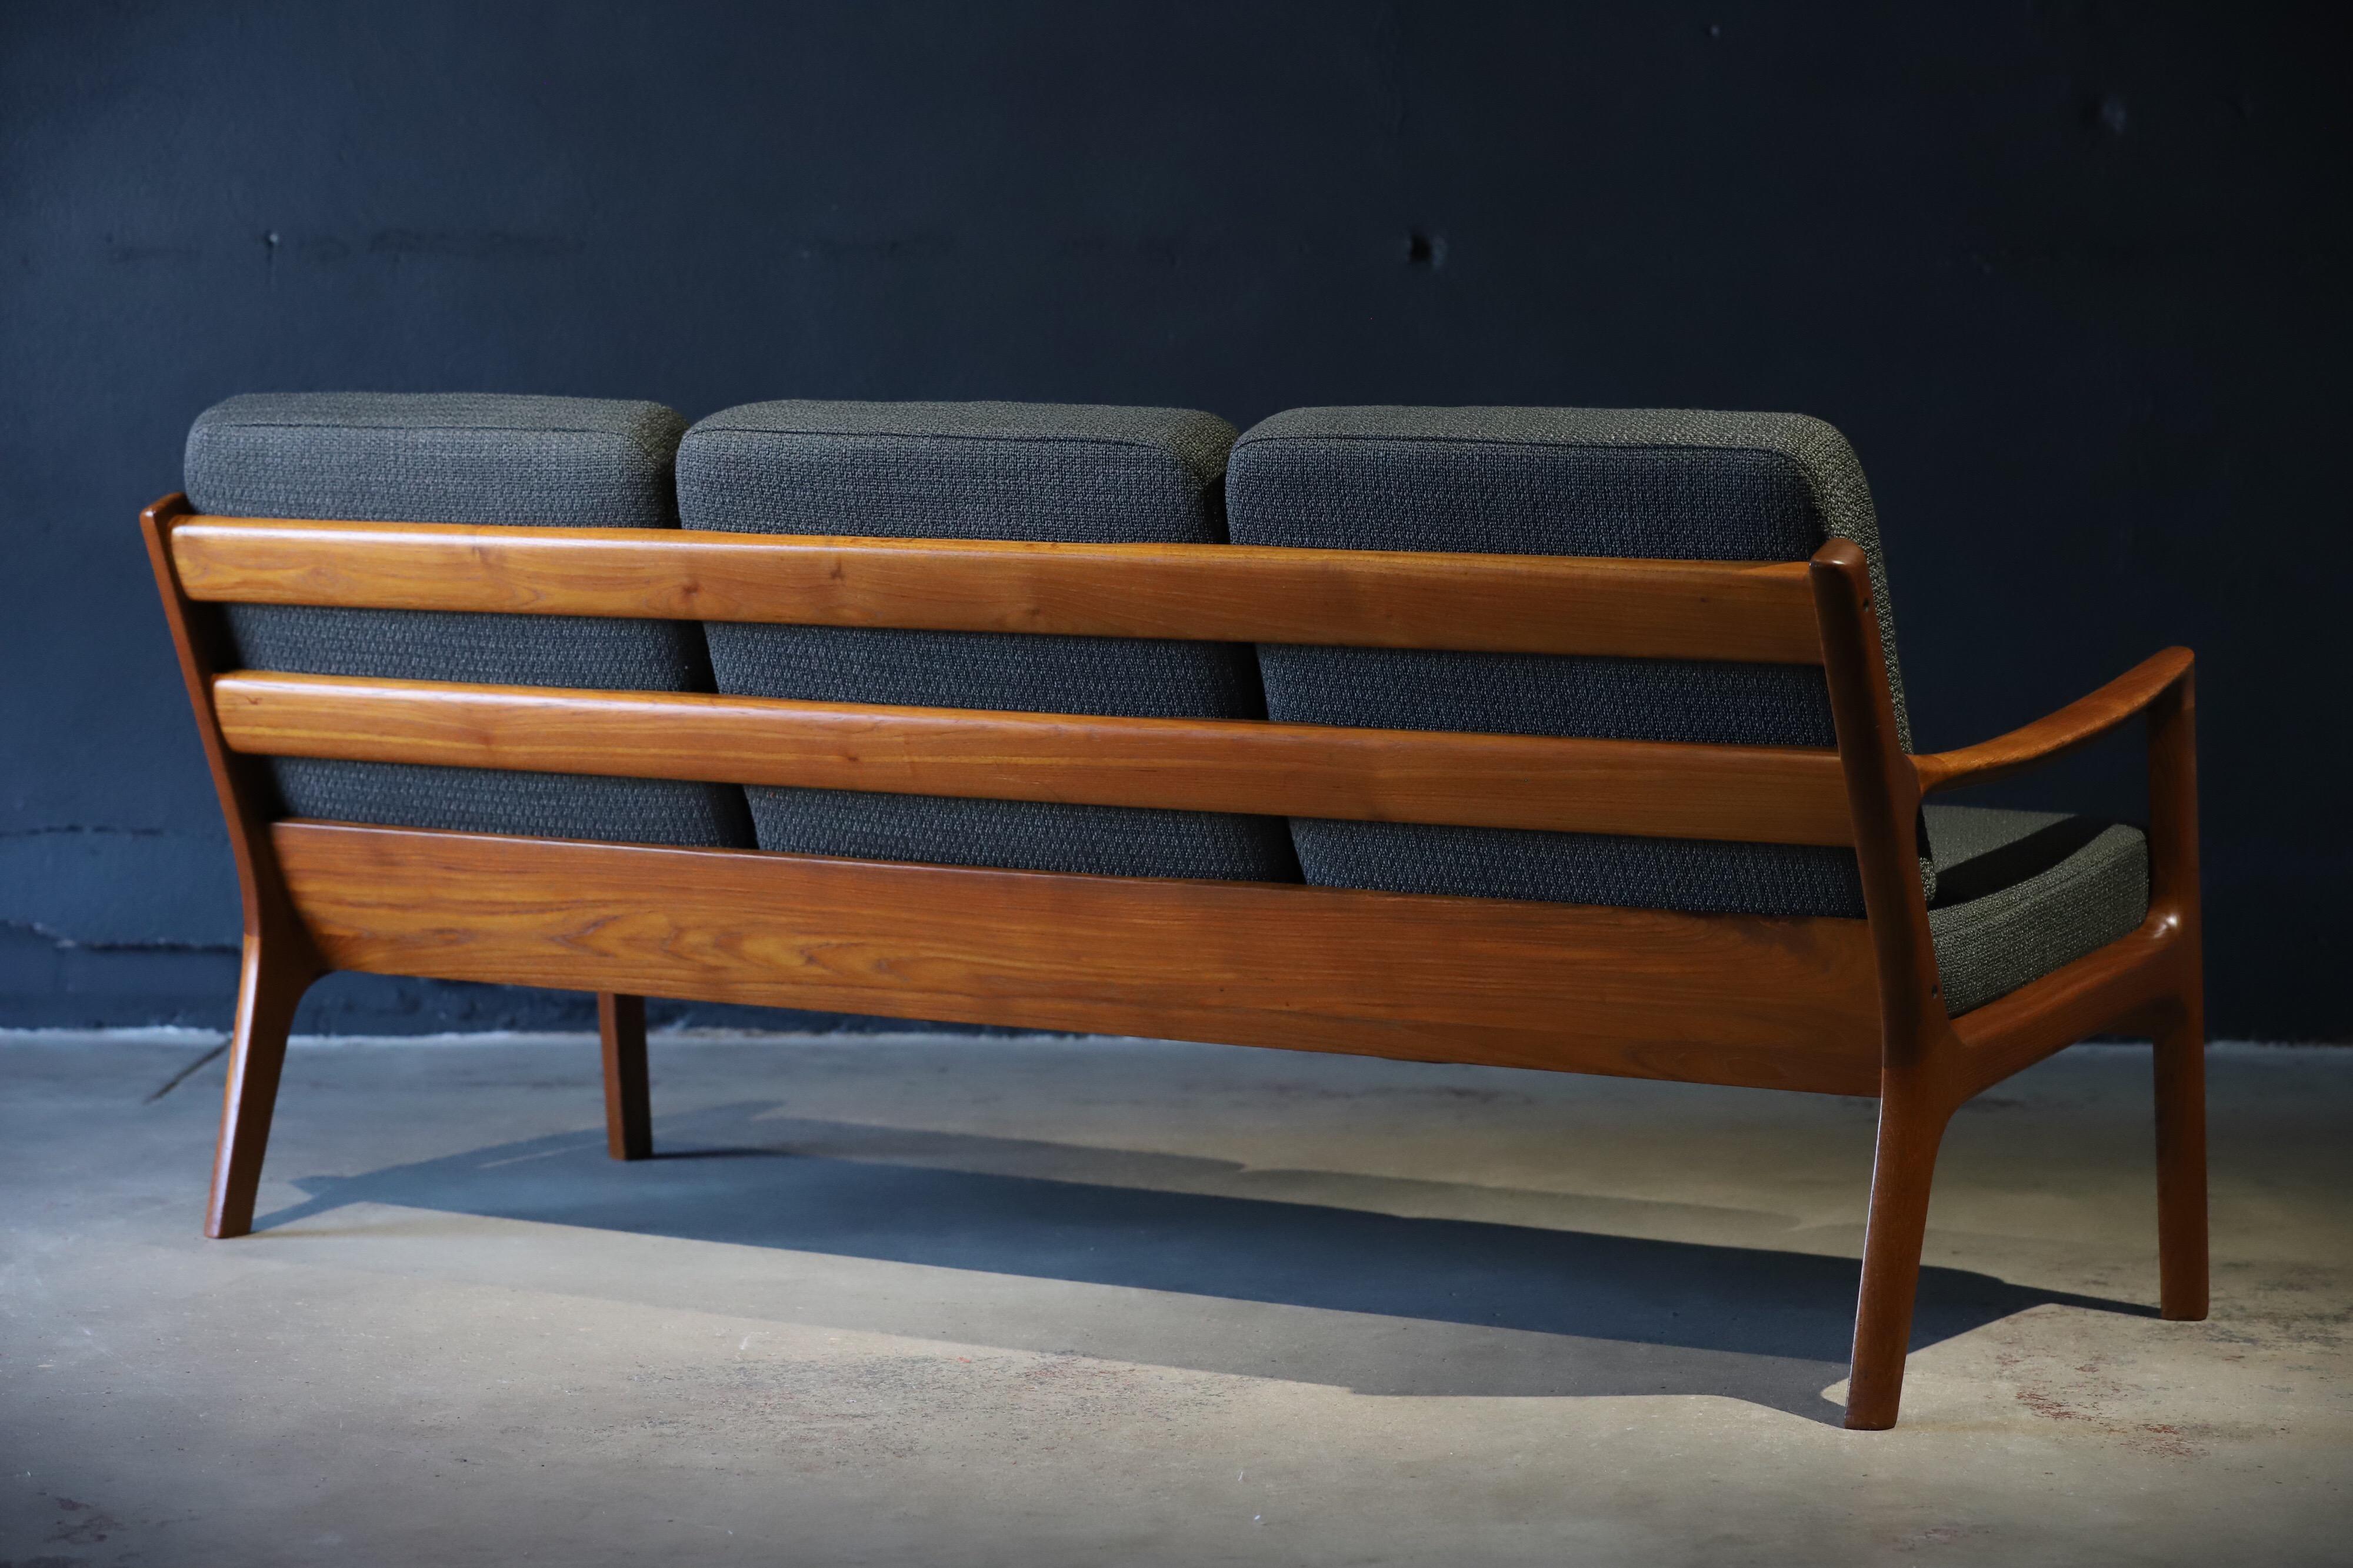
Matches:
[[1910, 648, 2194, 796]]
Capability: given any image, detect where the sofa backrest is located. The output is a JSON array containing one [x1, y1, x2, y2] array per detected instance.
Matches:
[[1225, 406, 1914, 917], [675, 400, 1299, 880], [184, 392, 754, 846]]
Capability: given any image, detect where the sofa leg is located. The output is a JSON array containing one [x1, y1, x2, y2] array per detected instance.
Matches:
[[205, 933, 316, 1239], [599, 992, 652, 1160], [1843, 1089, 1951, 1430], [2154, 996, 2208, 1321]]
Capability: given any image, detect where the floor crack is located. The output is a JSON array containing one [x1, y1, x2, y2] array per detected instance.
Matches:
[[145, 1043, 228, 1103]]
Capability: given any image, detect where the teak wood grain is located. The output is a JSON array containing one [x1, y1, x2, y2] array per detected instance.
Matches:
[[140, 498, 326, 1240], [598, 993, 652, 1162], [269, 820, 1889, 1096], [144, 497, 2209, 1434], [1947, 913, 2184, 1100], [167, 516, 1829, 662], [210, 670, 1860, 846], [1812, 541, 1954, 1429], [1807, 541, 2204, 1427], [2144, 664, 2208, 1323], [1911, 647, 2196, 796]]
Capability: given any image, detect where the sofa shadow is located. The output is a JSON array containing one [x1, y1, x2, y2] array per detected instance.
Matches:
[[256, 1100, 2149, 1423]]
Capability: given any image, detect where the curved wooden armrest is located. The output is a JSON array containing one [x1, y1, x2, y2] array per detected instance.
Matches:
[[1911, 647, 2194, 796]]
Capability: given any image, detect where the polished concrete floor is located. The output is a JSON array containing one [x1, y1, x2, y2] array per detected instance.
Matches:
[[1, 1031, 2347, 1566]]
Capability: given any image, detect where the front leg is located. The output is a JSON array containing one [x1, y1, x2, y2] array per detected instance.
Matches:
[[2153, 986, 2208, 1320]]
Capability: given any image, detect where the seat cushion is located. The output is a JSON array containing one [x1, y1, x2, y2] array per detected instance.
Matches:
[[1925, 805, 2151, 1015], [1227, 406, 1912, 916], [185, 392, 753, 847], [675, 401, 1298, 880]]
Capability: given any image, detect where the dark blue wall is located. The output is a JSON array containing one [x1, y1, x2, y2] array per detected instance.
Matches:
[[4, 2, 2344, 1037]]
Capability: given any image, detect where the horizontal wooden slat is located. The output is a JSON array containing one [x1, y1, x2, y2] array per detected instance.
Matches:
[[169, 516, 1826, 662], [273, 821, 1886, 1094], [214, 672, 1858, 845], [1949, 912, 2186, 1098]]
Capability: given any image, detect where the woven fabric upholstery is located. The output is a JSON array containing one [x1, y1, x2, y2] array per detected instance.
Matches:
[[677, 401, 1297, 880], [258, 760, 748, 848], [186, 392, 691, 525], [186, 392, 753, 846], [1228, 406, 1911, 916], [676, 400, 1237, 537], [1925, 805, 2150, 1015], [728, 790, 1298, 880]]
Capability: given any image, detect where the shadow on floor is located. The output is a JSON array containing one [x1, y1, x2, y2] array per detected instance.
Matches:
[[255, 1101, 2148, 1422]]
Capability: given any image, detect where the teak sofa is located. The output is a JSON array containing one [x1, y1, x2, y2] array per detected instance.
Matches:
[[143, 393, 2207, 1430]]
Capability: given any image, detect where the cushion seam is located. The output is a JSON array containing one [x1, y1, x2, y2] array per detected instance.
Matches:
[[686, 428, 1212, 456], [198, 422, 634, 438], [1233, 435, 1808, 459]]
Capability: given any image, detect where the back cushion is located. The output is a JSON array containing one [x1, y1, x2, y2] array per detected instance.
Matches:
[[1225, 407, 1912, 916], [185, 392, 754, 846], [676, 400, 1297, 880]]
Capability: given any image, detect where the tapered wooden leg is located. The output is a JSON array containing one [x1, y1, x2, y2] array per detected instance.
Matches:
[[2154, 992, 2208, 1320], [205, 933, 318, 1239], [1844, 1090, 1952, 1430], [599, 992, 652, 1160], [2145, 663, 2207, 1320]]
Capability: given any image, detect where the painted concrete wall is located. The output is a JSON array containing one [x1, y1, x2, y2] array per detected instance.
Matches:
[[4, 2, 2342, 1036]]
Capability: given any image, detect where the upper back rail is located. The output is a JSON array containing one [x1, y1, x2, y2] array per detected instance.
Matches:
[[166, 515, 1825, 665]]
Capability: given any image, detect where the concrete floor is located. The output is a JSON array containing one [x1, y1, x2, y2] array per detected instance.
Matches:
[[1, 1032, 2347, 1566]]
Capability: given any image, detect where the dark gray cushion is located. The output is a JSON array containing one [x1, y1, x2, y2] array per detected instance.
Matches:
[[1925, 805, 2150, 1015], [1228, 406, 1910, 916], [185, 392, 753, 847], [676, 401, 1297, 880]]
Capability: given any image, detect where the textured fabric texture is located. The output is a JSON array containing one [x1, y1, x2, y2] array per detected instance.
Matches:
[[1227, 405, 1911, 916], [260, 760, 746, 848], [1925, 805, 2151, 1015], [186, 392, 753, 846], [676, 400, 1237, 536], [678, 401, 1297, 880], [1283, 820, 1869, 916], [186, 392, 691, 526], [742, 790, 1299, 880]]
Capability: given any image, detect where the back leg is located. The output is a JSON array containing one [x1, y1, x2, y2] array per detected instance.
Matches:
[[600, 992, 652, 1160], [205, 933, 318, 1238], [1844, 1089, 1952, 1430]]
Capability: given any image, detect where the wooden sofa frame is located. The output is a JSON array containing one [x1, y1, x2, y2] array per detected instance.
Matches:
[[141, 492, 2206, 1430]]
